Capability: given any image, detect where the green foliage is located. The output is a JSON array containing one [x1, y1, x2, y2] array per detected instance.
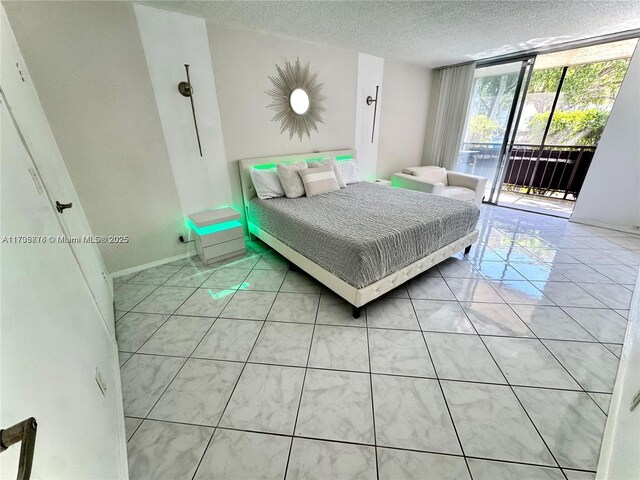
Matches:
[[467, 115, 501, 142], [525, 109, 609, 146], [529, 59, 629, 108], [471, 73, 519, 120], [468, 57, 629, 147], [528, 68, 563, 94], [516, 59, 628, 146]]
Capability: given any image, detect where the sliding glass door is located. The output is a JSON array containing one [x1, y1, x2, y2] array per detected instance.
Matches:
[[496, 39, 637, 216], [456, 38, 637, 217], [454, 60, 532, 202]]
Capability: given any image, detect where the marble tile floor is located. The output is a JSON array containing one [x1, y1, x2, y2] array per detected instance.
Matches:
[[115, 204, 638, 480]]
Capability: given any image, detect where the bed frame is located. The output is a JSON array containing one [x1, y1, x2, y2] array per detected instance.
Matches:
[[238, 149, 478, 318]]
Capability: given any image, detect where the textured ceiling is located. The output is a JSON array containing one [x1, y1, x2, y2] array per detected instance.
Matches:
[[141, 1, 640, 68]]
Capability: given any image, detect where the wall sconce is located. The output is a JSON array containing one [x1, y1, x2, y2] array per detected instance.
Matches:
[[178, 64, 203, 157], [366, 85, 379, 143]]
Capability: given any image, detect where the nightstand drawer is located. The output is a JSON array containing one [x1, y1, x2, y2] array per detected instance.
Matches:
[[202, 237, 245, 261], [200, 226, 244, 247]]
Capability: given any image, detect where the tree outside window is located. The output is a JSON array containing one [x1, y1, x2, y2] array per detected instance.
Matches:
[[465, 58, 630, 146]]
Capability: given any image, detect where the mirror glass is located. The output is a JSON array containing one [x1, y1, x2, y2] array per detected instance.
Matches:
[[289, 88, 310, 115]]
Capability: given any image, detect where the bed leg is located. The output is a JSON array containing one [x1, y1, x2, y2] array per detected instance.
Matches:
[[464, 245, 472, 255], [352, 306, 361, 319]]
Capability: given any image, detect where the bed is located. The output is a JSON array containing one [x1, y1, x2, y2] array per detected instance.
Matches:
[[239, 149, 480, 317]]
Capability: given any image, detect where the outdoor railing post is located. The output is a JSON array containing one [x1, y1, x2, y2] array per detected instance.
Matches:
[[540, 147, 555, 196], [564, 147, 585, 199], [524, 147, 537, 194], [505, 146, 517, 188]]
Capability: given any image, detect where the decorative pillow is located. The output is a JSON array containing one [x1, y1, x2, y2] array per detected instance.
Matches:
[[308, 158, 346, 188], [249, 168, 285, 199], [298, 165, 340, 197], [276, 161, 308, 198], [336, 160, 362, 184]]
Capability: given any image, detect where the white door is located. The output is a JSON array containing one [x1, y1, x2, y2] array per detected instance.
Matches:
[[0, 9, 114, 334], [0, 97, 127, 478]]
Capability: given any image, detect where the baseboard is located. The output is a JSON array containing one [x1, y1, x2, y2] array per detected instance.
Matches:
[[569, 217, 640, 235], [110, 251, 195, 279]]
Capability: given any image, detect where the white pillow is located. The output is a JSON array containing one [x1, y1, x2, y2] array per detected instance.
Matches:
[[336, 160, 362, 184], [249, 168, 285, 199], [308, 158, 346, 188], [298, 164, 340, 197], [276, 161, 308, 198]]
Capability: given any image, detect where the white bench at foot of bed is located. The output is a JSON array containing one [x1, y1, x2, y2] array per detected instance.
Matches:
[[248, 221, 478, 310]]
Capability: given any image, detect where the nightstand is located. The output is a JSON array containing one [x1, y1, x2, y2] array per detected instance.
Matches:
[[372, 179, 391, 186], [187, 208, 245, 266]]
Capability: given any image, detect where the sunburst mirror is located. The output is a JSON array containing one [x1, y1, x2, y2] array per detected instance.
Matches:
[[267, 58, 325, 141]]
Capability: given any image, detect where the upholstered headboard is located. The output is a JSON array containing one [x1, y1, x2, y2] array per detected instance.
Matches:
[[237, 149, 357, 207]]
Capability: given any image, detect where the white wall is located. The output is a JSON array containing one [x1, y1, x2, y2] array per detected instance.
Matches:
[[206, 21, 359, 213], [5, 3, 434, 271], [0, 4, 115, 330], [378, 59, 432, 179], [571, 46, 640, 232], [1, 104, 127, 478], [355, 53, 385, 180], [134, 5, 232, 219], [1, 7, 126, 478], [3, 1, 188, 273]]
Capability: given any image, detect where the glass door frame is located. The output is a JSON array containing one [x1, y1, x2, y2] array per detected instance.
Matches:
[[483, 56, 535, 204]]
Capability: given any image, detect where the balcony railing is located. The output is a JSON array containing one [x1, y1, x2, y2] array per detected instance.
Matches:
[[459, 142, 596, 200]]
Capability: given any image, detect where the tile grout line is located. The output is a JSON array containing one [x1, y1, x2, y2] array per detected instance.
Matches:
[[446, 264, 609, 469], [121, 259, 623, 391], [123, 306, 624, 346], [123, 417, 600, 474], [130, 311, 223, 445], [133, 277, 229, 419], [119, 255, 221, 320], [121, 350, 617, 395], [493, 293, 617, 415], [126, 253, 261, 468], [462, 311, 570, 478], [116, 269, 202, 365], [414, 273, 568, 474], [281, 276, 321, 480], [130, 266, 231, 352], [364, 306, 381, 480], [128, 261, 226, 355], [438, 274, 618, 408], [409, 298, 474, 480], [534, 336, 613, 417], [188, 264, 275, 480]]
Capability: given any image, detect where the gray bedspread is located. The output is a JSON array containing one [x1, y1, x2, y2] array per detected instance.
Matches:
[[247, 182, 479, 288]]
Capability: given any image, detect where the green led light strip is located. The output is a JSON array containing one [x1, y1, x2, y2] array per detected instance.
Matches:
[[252, 163, 279, 170], [252, 155, 353, 170], [186, 219, 242, 236]]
